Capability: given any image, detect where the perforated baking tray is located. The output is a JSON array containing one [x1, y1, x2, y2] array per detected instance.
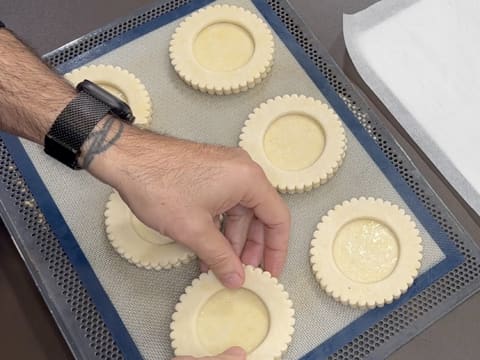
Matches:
[[0, 1, 479, 359]]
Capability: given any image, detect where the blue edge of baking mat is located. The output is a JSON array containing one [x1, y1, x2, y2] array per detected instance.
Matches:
[[0, 0, 464, 359]]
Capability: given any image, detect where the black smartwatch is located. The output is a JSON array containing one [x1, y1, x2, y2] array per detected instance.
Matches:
[[0, 20, 5, 28], [44, 80, 135, 169]]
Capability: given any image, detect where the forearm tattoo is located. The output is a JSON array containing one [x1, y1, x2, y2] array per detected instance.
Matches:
[[81, 116, 124, 170]]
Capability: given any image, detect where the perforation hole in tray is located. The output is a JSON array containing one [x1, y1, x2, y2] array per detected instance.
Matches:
[[26, 0, 480, 359]]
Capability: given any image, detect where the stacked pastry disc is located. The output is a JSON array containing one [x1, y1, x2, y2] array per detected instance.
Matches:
[[240, 95, 347, 193], [170, 266, 295, 359], [105, 192, 195, 270], [310, 197, 423, 308], [169, 5, 274, 95]]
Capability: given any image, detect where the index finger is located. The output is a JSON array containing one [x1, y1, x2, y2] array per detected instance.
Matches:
[[240, 172, 290, 277]]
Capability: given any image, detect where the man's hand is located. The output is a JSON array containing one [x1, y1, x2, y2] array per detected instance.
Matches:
[[86, 123, 291, 288], [0, 28, 291, 288], [173, 347, 246, 360]]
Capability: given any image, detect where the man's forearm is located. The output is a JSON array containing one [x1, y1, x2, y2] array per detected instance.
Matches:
[[0, 28, 75, 144], [0, 28, 127, 176]]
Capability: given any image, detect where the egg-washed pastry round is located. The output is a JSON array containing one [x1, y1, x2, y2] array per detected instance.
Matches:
[[239, 94, 347, 193], [169, 4, 274, 95], [170, 266, 295, 359], [64, 64, 152, 127], [310, 197, 423, 309], [105, 191, 195, 269]]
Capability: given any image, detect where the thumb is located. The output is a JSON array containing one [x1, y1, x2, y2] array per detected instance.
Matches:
[[217, 347, 247, 359], [179, 215, 245, 288]]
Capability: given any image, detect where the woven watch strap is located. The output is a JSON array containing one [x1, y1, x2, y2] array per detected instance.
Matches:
[[45, 91, 110, 169]]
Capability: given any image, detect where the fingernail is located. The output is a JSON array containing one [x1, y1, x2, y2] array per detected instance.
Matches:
[[224, 347, 246, 356], [222, 272, 242, 288]]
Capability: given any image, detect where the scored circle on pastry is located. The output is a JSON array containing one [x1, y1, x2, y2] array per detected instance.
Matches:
[[64, 64, 152, 127], [169, 5, 274, 95], [239, 94, 347, 193], [170, 266, 295, 360], [105, 191, 195, 269], [310, 197, 423, 309]]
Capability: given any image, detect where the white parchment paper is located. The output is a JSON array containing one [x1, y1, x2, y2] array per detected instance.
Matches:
[[344, 0, 480, 215]]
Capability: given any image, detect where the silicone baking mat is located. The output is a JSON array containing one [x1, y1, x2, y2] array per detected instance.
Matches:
[[0, 0, 478, 359]]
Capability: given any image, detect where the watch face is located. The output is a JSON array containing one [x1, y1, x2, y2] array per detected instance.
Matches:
[[77, 80, 134, 122]]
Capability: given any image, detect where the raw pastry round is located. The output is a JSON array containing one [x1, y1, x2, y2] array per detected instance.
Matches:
[[64, 64, 152, 127], [239, 94, 347, 193], [105, 191, 195, 269], [169, 5, 274, 95], [310, 197, 423, 309], [170, 266, 295, 359]]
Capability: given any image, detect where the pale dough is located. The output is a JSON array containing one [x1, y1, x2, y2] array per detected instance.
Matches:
[[169, 5, 274, 95], [333, 219, 399, 283], [170, 266, 295, 360], [104, 192, 195, 269], [263, 113, 325, 171], [310, 197, 423, 309], [196, 288, 269, 354], [193, 23, 254, 72], [64, 64, 152, 127], [239, 95, 347, 193]]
